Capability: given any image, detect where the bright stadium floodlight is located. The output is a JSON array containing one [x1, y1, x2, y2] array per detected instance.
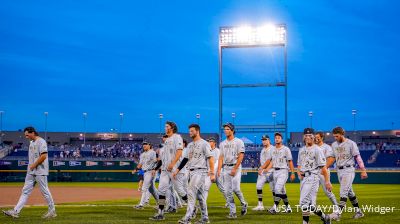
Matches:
[[219, 24, 286, 47]]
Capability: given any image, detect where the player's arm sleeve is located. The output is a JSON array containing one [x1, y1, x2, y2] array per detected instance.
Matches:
[[316, 147, 326, 167], [239, 140, 245, 153], [297, 149, 302, 167], [177, 158, 188, 170], [205, 143, 212, 158], [39, 139, 48, 154], [351, 141, 360, 157], [153, 160, 162, 170], [326, 145, 335, 158], [176, 136, 184, 150]]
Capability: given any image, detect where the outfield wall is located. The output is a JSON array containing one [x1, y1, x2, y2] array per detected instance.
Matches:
[[1, 160, 399, 183]]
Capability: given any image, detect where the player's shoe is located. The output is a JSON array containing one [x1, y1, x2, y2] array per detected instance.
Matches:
[[150, 213, 165, 221], [252, 205, 265, 211], [42, 209, 57, 219], [284, 205, 292, 213], [178, 217, 191, 224], [353, 210, 364, 219], [321, 214, 331, 224], [194, 218, 210, 224], [165, 207, 177, 213], [268, 207, 277, 215], [329, 212, 341, 221], [241, 203, 248, 216], [2, 210, 19, 218], [226, 213, 237, 219], [133, 204, 144, 209]]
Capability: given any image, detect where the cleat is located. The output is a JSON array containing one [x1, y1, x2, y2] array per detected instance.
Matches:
[[42, 209, 57, 219], [150, 213, 165, 221], [241, 203, 248, 216], [329, 212, 341, 221], [226, 213, 237, 219], [195, 218, 210, 224], [284, 205, 292, 213], [353, 211, 364, 219], [252, 205, 265, 211], [321, 214, 331, 224], [165, 207, 177, 213], [133, 204, 144, 210], [3, 210, 19, 218], [268, 207, 277, 215]]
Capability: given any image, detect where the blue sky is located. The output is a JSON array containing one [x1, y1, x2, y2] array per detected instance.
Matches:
[[0, 0, 399, 135]]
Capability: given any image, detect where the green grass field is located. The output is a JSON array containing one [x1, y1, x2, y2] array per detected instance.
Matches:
[[1, 182, 399, 223]]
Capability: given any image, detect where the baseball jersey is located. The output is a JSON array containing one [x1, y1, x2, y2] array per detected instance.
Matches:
[[160, 133, 184, 170], [267, 145, 292, 169], [297, 145, 326, 174], [319, 143, 334, 158], [260, 145, 272, 166], [219, 137, 245, 165], [209, 147, 220, 173], [139, 149, 157, 171], [28, 137, 49, 176], [328, 138, 360, 167], [184, 138, 212, 170]]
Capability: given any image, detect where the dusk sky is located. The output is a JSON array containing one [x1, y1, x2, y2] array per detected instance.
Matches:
[[0, 0, 399, 136]]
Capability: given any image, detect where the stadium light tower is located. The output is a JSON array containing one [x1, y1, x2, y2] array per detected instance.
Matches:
[[272, 112, 277, 132], [82, 112, 87, 146], [0, 111, 4, 146], [119, 113, 124, 144], [352, 109, 357, 132], [196, 113, 201, 125], [219, 24, 288, 141], [44, 112, 48, 141], [308, 111, 313, 128], [159, 113, 164, 137], [231, 112, 236, 125]]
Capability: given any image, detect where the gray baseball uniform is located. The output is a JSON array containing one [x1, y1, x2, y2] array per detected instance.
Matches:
[[267, 145, 292, 195], [219, 137, 247, 214], [204, 147, 226, 201], [256, 145, 274, 191], [328, 139, 360, 198], [318, 143, 338, 205], [14, 137, 55, 213], [138, 149, 159, 205], [182, 138, 212, 221], [297, 145, 326, 211], [158, 133, 185, 197]]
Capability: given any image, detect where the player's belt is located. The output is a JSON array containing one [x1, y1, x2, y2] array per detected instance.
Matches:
[[300, 171, 317, 177], [338, 165, 353, 170], [189, 168, 206, 171], [274, 168, 286, 170], [224, 164, 236, 167]]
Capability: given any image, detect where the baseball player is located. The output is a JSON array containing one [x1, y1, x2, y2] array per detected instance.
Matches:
[[204, 137, 226, 203], [314, 132, 339, 208], [133, 141, 159, 209], [150, 121, 187, 221], [3, 127, 56, 219], [327, 127, 368, 220], [253, 134, 274, 211], [260, 132, 295, 214], [297, 128, 332, 224], [173, 124, 215, 224], [217, 122, 248, 219]]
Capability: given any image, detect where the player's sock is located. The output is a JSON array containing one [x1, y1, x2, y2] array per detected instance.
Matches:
[[182, 195, 188, 203], [158, 195, 166, 214], [349, 196, 360, 211], [338, 197, 347, 213], [257, 189, 263, 202], [281, 194, 289, 206], [314, 208, 325, 219], [274, 195, 281, 207], [302, 212, 310, 223]]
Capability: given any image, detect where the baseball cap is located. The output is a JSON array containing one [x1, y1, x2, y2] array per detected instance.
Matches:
[[261, 135, 270, 140], [274, 132, 283, 138], [142, 141, 150, 145], [223, 122, 235, 131], [303, 128, 314, 135], [207, 137, 216, 142]]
